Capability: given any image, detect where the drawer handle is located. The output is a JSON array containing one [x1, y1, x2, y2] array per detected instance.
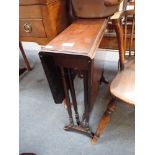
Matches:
[[23, 23, 32, 33]]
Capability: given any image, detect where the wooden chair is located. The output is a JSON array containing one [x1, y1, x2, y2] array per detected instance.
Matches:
[[91, 7, 135, 144]]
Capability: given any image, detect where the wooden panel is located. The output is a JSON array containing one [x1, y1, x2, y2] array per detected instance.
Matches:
[[19, 0, 69, 45], [99, 35, 135, 50], [45, 0, 69, 37], [99, 36, 118, 49], [51, 0, 68, 34], [52, 54, 91, 70], [19, 19, 46, 37], [19, 5, 42, 19]]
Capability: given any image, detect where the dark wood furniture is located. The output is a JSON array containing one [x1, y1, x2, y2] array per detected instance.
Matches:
[[39, 0, 127, 137], [19, 0, 69, 45], [39, 19, 108, 137], [92, 8, 135, 144]]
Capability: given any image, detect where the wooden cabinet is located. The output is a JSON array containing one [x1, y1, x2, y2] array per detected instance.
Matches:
[[19, 0, 69, 45]]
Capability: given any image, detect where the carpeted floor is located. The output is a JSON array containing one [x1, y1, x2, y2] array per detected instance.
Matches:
[[19, 42, 135, 155]]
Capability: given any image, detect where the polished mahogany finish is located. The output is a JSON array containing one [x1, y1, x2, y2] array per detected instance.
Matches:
[[42, 19, 108, 58], [40, 18, 108, 137]]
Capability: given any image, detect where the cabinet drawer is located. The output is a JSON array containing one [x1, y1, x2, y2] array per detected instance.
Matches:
[[19, 5, 42, 19], [19, 19, 46, 37]]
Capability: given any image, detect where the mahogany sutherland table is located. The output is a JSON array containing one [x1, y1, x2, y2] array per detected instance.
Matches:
[[39, 16, 124, 138]]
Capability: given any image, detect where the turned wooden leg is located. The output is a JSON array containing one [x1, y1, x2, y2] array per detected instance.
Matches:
[[91, 99, 116, 144], [67, 68, 80, 125], [63, 68, 94, 138], [60, 67, 74, 126], [82, 70, 91, 129], [129, 15, 135, 56]]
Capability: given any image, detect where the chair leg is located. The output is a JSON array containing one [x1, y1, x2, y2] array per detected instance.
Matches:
[[100, 71, 109, 84], [112, 19, 125, 70], [63, 98, 67, 109], [91, 98, 116, 144], [19, 41, 32, 71]]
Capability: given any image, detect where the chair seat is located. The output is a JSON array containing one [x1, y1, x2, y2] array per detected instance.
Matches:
[[110, 58, 135, 105]]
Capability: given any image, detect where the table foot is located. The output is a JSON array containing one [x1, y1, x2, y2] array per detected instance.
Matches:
[[64, 124, 94, 138]]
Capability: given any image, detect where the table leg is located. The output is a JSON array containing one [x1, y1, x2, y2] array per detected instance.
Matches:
[[82, 70, 90, 127], [60, 67, 74, 126], [67, 69, 80, 125], [82, 69, 94, 136], [62, 68, 94, 138]]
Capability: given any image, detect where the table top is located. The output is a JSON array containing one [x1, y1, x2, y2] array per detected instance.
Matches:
[[41, 19, 108, 59]]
